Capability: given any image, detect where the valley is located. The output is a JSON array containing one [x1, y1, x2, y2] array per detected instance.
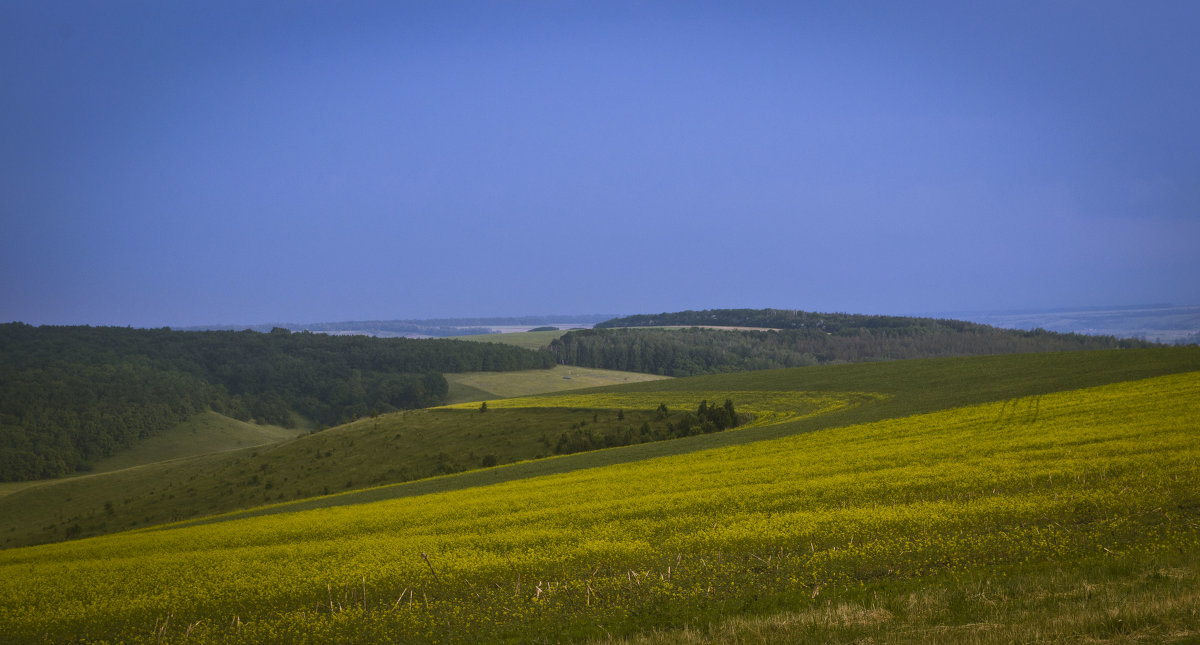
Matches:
[[1, 313, 1197, 643]]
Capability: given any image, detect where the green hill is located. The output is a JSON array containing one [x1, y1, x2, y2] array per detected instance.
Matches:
[[0, 323, 555, 481], [0, 348, 1197, 643], [0, 366, 662, 548], [552, 323, 1155, 377], [88, 411, 310, 474], [2, 347, 1193, 549]]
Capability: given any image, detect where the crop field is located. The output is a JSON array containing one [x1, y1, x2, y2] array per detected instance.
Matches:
[[1, 366, 1197, 643], [443, 365, 670, 403]]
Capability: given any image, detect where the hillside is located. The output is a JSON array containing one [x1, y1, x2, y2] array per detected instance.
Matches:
[[86, 411, 309, 473], [0, 349, 1197, 642], [4, 347, 1195, 551], [553, 308, 1155, 376], [595, 307, 1017, 331], [0, 323, 555, 481]]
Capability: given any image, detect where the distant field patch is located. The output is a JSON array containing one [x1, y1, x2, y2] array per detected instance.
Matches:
[[451, 329, 568, 349], [444, 365, 670, 402]]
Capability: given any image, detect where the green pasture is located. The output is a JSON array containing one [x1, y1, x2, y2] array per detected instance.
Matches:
[[90, 411, 309, 473], [450, 329, 568, 349]]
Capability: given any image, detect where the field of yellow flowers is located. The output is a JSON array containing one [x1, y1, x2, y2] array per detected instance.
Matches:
[[1, 371, 1197, 642]]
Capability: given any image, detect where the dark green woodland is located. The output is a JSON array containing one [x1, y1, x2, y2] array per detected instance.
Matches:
[[0, 323, 553, 481], [554, 309, 1155, 376]]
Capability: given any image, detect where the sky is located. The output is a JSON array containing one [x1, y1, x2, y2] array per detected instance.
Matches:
[[2, 1, 1198, 328]]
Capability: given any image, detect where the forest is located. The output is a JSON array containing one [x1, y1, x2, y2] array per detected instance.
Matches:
[[597, 307, 1030, 333], [550, 322, 1155, 376], [0, 323, 554, 481]]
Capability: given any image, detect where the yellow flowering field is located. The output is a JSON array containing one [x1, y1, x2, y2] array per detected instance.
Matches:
[[0, 372, 1197, 642]]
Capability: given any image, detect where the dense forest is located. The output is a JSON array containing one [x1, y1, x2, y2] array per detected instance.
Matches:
[[0, 324, 554, 481], [552, 318, 1156, 376]]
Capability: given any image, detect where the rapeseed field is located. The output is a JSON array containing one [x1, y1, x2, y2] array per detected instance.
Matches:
[[1, 371, 1197, 642]]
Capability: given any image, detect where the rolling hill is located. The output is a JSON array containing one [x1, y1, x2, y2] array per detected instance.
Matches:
[[0, 347, 1197, 642], [0, 323, 555, 481]]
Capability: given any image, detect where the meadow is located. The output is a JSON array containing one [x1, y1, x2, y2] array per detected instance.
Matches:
[[442, 365, 670, 404], [0, 350, 1197, 643]]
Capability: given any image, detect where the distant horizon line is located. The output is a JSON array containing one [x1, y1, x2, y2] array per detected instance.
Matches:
[[5, 302, 1198, 331]]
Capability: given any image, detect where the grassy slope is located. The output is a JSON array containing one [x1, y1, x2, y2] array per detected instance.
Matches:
[[89, 411, 308, 473], [0, 406, 670, 548], [2, 367, 1197, 643], [0, 413, 304, 501], [174, 347, 1200, 525], [3, 348, 1195, 548], [0, 366, 662, 547]]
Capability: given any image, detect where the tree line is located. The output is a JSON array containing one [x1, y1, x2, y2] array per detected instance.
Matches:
[[0, 323, 554, 481], [597, 308, 1030, 334], [551, 321, 1157, 377]]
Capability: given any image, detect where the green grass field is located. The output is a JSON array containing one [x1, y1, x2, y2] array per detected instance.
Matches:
[[90, 412, 309, 473], [1, 348, 1198, 642]]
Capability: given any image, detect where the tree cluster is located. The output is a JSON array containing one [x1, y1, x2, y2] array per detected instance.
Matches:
[[0, 323, 554, 481], [551, 400, 742, 455]]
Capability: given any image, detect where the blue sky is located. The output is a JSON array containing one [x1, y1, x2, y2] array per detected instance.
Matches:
[[3, 1, 1197, 327]]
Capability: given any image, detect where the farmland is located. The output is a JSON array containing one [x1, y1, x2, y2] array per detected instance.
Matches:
[[0, 349, 1197, 642]]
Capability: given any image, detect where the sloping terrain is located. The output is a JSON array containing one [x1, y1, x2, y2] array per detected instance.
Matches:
[[4, 348, 1194, 551], [0, 324, 556, 481], [1, 355, 1196, 643]]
